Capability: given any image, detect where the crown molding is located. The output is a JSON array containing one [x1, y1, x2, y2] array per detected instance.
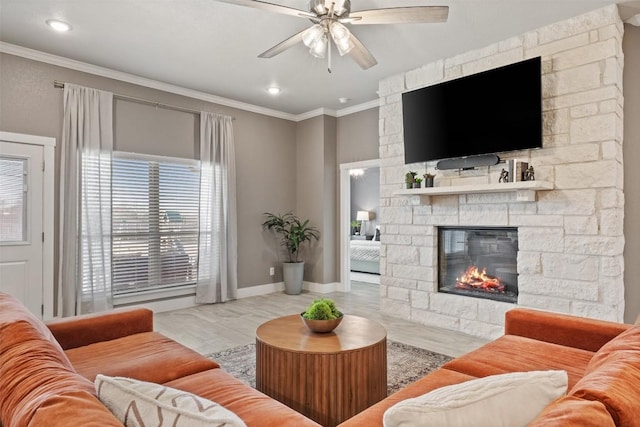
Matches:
[[336, 99, 380, 117], [0, 42, 379, 122], [626, 13, 640, 26], [295, 107, 337, 121], [0, 42, 300, 121]]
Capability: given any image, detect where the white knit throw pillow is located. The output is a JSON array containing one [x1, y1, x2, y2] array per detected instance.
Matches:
[[383, 370, 568, 427], [95, 374, 247, 427]]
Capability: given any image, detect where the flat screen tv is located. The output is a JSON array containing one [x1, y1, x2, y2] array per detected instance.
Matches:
[[402, 57, 542, 164]]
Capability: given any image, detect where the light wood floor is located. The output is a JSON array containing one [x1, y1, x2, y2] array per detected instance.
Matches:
[[154, 281, 489, 358]]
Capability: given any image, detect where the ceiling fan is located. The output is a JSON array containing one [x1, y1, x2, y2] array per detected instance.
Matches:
[[215, 0, 448, 71]]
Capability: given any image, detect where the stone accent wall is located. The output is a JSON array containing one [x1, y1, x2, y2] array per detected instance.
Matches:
[[378, 5, 625, 339]]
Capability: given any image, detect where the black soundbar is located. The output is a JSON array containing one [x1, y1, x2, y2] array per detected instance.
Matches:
[[436, 154, 500, 170]]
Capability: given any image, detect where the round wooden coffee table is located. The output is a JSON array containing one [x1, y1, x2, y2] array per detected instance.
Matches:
[[256, 314, 387, 427]]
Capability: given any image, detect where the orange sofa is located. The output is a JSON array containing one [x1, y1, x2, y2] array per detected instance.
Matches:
[[0, 292, 320, 427], [339, 308, 640, 426]]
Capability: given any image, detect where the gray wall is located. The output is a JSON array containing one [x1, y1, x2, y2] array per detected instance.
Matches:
[[623, 24, 640, 323], [0, 53, 298, 293], [350, 167, 380, 236], [337, 108, 379, 164], [294, 115, 338, 284], [114, 99, 198, 159], [337, 107, 380, 274]]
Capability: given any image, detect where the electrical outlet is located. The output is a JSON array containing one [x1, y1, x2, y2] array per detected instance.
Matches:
[[269, 267, 275, 276]]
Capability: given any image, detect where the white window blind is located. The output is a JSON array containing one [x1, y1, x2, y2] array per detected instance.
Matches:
[[0, 157, 27, 242], [111, 152, 200, 294]]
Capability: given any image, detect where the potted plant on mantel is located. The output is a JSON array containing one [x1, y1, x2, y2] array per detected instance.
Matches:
[[262, 211, 320, 295], [423, 172, 436, 187], [405, 171, 417, 189]]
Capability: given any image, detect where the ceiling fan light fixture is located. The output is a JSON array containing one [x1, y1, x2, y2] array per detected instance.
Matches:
[[335, 37, 354, 56], [330, 22, 353, 55], [302, 24, 325, 48], [310, 0, 326, 16], [309, 34, 328, 58], [329, 22, 349, 41]]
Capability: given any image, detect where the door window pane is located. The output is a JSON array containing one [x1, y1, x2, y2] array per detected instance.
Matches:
[[0, 157, 27, 242]]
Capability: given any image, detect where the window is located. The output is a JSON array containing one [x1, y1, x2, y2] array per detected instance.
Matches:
[[110, 152, 200, 295], [0, 157, 27, 243]]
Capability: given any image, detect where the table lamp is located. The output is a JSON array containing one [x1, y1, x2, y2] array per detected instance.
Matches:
[[357, 210, 370, 236]]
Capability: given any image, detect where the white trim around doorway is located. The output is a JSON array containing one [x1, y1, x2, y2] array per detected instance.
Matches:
[[0, 131, 56, 320], [339, 158, 380, 292]]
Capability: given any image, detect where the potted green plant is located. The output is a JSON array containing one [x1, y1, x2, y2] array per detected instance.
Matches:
[[350, 220, 361, 235], [301, 298, 343, 333], [262, 212, 320, 295], [423, 172, 436, 187], [405, 171, 417, 189], [413, 177, 423, 188]]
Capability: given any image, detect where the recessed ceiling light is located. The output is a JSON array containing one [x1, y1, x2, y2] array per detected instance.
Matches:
[[339, 97, 350, 104], [46, 19, 72, 32], [267, 87, 281, 95]]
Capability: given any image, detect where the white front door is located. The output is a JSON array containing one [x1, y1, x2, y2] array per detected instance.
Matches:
[[0, 140, 45, 317]]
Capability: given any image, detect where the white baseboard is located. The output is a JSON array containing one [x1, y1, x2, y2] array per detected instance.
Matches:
[[119, 281, 343, 313], [237, 282, 285, 298], [119, 295, 198, 313], [303, 281, 341, 294]]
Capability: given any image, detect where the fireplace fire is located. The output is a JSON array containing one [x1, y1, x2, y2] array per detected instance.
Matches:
[[438, 227, 518, 304], [456, 266, 505, 293]]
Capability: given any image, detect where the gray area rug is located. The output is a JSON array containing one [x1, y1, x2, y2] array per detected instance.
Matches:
[[207, 340, 452, 395]]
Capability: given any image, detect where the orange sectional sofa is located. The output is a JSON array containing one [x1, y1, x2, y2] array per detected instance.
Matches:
[[0, 292, 320, 427], [339, 308, 640, 426]]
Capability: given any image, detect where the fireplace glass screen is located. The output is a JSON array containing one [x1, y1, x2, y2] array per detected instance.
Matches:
[[438, 227, 518, 303]]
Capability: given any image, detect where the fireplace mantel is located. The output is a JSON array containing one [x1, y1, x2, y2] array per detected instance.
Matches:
[[394, 181, 554, 204]]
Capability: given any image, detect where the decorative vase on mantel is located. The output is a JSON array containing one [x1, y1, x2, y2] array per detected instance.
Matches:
[[424, 173, 435, 188]]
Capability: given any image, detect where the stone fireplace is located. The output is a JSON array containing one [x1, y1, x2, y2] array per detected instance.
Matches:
[[438, 227, 518, 304], [377, 5, 625, 339]]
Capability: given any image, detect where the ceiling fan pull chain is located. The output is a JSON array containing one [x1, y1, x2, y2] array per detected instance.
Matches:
[[328, 37, 332, 73]]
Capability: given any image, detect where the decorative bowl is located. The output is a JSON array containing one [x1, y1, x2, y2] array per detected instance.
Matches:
[[300, 313, 343, 333]]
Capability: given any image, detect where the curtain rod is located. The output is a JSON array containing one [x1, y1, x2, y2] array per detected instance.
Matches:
[[53, 81, 235, 120]]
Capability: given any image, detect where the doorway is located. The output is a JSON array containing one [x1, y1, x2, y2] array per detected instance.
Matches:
[[0, 132, 55, 319], [339, 159, 380, 292]]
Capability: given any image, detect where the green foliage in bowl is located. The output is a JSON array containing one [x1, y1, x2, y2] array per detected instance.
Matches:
[[302, 298, 342, 320]]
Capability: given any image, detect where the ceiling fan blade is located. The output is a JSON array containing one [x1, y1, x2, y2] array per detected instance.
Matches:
[[347, 33, 377, 70], [349, 6, 449, 25], [258, 28, 307, 58], [214, 0, 315, 19]]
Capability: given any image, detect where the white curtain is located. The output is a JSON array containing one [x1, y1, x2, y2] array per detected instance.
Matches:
[[58, 84, 113, 316], [196, 112, 238, 303]]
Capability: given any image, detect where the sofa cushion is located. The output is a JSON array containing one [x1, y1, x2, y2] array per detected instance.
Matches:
[[95, 374, 246, 427], [528, 396, 615, 426], [382, 370, 567, 427], [165, 368, 322, 427], [47, 307, 154, 350], [570, 324, 640, 427], [505, 308, 630, 352], [0, 292, 120, 426], [28, 390, 123, 427], [337, 368, 476, 427], [66, 331, 219, 383], [442, 334, 594, 388], [0, 292, 70, 365]]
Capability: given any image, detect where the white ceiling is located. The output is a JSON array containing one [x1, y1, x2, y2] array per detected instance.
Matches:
[[0, 0, 634, 116]]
